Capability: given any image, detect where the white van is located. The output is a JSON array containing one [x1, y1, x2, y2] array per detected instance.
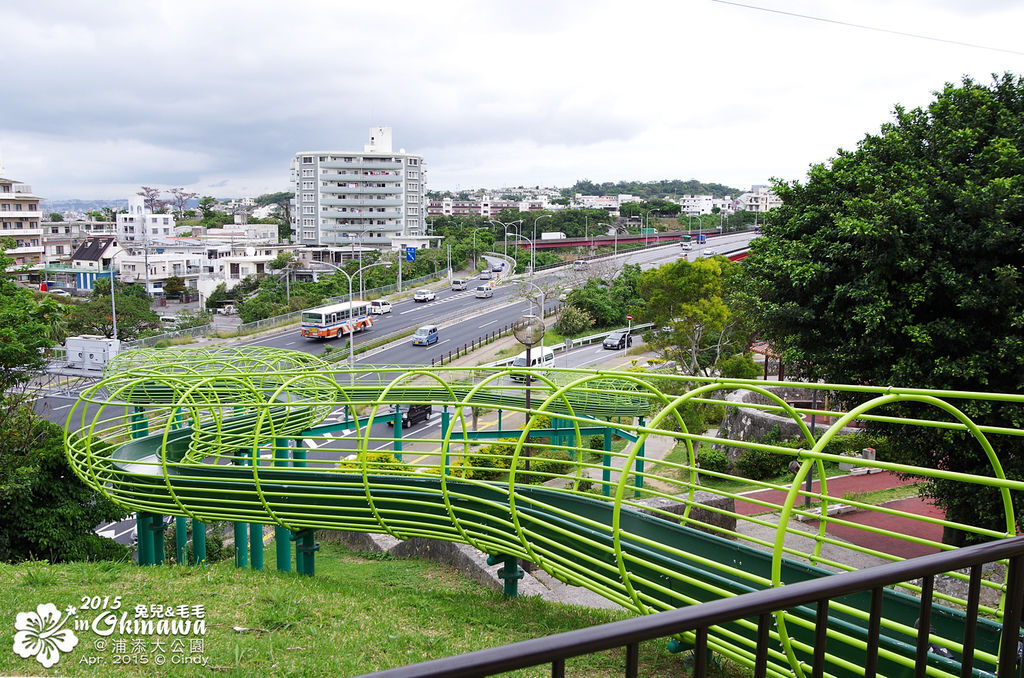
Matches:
[[159, 315, 180, 329], [370, 300, 392, 314], [509, 346, 555, 381]]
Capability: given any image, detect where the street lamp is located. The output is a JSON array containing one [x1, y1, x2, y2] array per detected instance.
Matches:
[[489, 218, 522, 259], [471, 226, 489, 271], [107, 248, 126, 341], [532, 213, 551, 276], [312, 260, 392, 381], [505, 230, 534, 275]]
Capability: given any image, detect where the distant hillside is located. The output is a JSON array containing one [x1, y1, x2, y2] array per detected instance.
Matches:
[[564, 179, 742, 200]]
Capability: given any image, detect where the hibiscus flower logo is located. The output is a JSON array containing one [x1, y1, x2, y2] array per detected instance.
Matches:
[[12, 603, 79, 668]]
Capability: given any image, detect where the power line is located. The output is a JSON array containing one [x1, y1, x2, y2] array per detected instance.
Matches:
[[712, 0, 1024, 57]]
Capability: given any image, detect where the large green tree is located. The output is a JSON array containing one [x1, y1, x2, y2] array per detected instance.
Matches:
[[0, 241, 128, 562], [638, 256, 756, 377], [736, 74, 1024, 541]]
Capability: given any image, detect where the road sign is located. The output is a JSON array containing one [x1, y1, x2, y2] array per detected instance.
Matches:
[[626, 314, 632, 321], [405, 247, 416, 262]]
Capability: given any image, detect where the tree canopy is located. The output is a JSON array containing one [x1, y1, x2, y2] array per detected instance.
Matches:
[[638, 256, 756, 377], [736, 74, 1024, 540]]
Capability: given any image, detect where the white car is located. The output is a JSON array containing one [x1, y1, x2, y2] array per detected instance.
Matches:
[[413, 289, 436, 302], [49, 289, 72, 297], [475, 286, 493, 299]]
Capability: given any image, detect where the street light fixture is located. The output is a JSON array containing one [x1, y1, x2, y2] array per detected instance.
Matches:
[[312, 260, 392, 381], [106, 247, 126, 341], [489, 218, 522, 258], [505, 230, 534, 275], [471, 227, 489, 272], [532, 213, 551, 275]]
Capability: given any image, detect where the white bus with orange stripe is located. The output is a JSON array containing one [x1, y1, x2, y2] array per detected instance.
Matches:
[[300, 300, 373, 339]]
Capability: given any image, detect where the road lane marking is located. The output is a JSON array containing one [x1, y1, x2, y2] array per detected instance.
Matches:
[[480, 319, 500, 328]]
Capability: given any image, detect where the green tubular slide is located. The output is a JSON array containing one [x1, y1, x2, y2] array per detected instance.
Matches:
[[65, 347, 1021, 678]]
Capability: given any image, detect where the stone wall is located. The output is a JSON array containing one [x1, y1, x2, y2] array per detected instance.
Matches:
[[716, 387, 861, 464]]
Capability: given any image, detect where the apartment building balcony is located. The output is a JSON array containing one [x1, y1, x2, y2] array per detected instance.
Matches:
[[319, 160, 404, 170], [0, 209, 42, 220], [319, 184, 402, 195], [321, 210, 404, 220], [320, 197, 403, 207], [0, 224, 43, 236]]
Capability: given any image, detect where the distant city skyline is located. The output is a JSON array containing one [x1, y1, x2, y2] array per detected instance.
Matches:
[[4, 1, 1023, 200]]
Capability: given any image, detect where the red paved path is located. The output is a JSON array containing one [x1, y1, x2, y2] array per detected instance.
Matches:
[[735, 471, 945, 558]]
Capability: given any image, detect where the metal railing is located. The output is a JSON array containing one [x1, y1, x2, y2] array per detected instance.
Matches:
[[360, 535, 1024, 678], [484, 322, 654, 368]]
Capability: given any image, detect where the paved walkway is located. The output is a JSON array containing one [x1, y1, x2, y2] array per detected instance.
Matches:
[[736, 471, 944, 559]]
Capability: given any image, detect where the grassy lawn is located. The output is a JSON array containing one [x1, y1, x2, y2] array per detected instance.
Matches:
[[0, 542, 740, 677]]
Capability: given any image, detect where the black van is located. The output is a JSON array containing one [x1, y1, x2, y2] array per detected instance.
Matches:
[[387, 404, 432, 428]]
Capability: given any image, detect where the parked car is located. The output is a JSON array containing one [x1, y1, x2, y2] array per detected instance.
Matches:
[[451, 279, 468, 291], [412, 325, 439, 345], [479, 271, 493, 280], [370, 300, 392, 314], [49, 289, 71, 297], [413, 289, 436, 302], [387, 403, 432, 428], [475, 286, 493, 299], [603, 330, 633, 350]]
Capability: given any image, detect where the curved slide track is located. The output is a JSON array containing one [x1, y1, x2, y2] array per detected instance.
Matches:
[[65, 347, 1024, 677]]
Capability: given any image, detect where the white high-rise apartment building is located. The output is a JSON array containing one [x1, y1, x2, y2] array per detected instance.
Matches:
[[0, 174, 44, 268], [291, 127, 426, 247]]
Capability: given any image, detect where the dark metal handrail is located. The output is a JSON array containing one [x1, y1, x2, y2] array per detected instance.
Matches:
[[359, 535, 1024, 678]]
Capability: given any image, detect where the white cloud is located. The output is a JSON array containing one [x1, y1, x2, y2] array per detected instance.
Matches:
[[2, 0, 1023, 199]]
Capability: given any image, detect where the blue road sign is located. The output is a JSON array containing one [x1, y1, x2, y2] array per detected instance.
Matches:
[[406, 247, 416, 262]]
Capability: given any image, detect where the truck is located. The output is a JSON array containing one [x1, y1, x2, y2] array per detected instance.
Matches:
[[540, 232, 567, 240], [696, 234, 707, 244]]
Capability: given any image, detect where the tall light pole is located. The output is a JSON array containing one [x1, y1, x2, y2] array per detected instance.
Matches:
[[107, 248, 125, 341], [313, 260, 392, 381], [514, 280, 546, 354], [489, 218, 522, 259], [471, 226, 489, 271], [505, 230, 534, 275], [532, 213, 551, 275]]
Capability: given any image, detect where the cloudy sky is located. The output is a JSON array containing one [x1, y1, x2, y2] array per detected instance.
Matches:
[[2, 0, 1023, 200]]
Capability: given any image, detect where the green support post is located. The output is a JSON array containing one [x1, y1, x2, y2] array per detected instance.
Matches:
[[192, 520, 207, 565], [393, 405, 403, 461], [487, 554, 523, 599], [634, 416, 646, 497], [136, 513, 154, 566], [293, 529, 319, 576], [602, 429, 613, 497], [175, 516, 187, 564], [274, 437, 291, 572], [249, 522, 264, 571], [130, 406, 148, 439], [497, 409, 503, 432], [171, 407, 184, 431], [234, 522, 249, 569], [441, 405, 449, 437], [150, 516, 166, 566], [292, 437, 307, 467]]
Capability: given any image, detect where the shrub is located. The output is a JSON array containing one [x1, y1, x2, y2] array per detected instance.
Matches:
[[735, 447, 791, 481], [553, 305, 594, 336], [588, 434, 605, 450], [697, 448, 729, 475], [529, 449, 573, 480], [337, 452, 408, 473]]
